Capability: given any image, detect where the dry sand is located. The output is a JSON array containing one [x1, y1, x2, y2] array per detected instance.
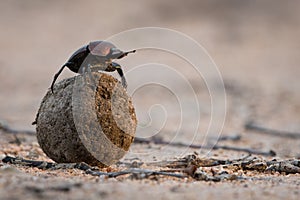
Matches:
[[0, 0, 300, 199]]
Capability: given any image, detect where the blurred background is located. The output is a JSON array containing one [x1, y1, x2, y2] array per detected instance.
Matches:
[[0, 0, 299, 156]]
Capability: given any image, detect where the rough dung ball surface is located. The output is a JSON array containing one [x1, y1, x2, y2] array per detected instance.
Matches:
[[35, 72, 137, 167]]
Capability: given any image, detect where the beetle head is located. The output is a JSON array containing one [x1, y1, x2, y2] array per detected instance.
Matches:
[[88, 41, 117, 57], [88, 41, 135, 60]]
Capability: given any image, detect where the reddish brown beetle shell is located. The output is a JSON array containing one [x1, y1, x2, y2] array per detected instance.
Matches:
[[88, 41, 117, 57]]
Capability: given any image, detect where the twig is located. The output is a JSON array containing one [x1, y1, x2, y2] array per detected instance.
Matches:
[[146, 154, 253, 170], [3, 154, 300, 183], [217, 134, 241, 141], [86, 168, 187, 179], [145, 156, 226, 168], [0, 120, 35, 135], [2, 156, 92, 171], [212, 145, 276, 157], [2, 156, 188, 179], [194, 170, 243, 182], [266, 159, 300, 173], [245, 121, 300, 139], [134, 134, 241, 144], [25, 183, 82, 194], [134, 137, 276, 156]]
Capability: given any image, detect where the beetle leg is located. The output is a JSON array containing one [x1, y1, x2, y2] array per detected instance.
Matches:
[[50, 62, 74, 93], [112, 62, 127, 88], [50, 65, 66, 93]]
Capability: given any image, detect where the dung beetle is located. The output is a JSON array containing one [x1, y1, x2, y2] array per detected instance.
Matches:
[[50, 41, 136, 93]]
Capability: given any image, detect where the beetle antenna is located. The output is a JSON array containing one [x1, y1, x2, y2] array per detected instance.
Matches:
[[124, 50, 136, 55], [127, 49, 136, 53], [50, 64, 66, 93], [117, 50, 136, 59]]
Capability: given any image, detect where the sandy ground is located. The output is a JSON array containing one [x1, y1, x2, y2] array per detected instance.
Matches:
[[0, 0, 300, 199]]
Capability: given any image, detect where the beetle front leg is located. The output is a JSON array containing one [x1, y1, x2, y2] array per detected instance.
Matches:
[[117, 68, 127, 89], [50, 62, 75, 93], [50, 65, 66, 93], [112, 62, 127, 89]]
